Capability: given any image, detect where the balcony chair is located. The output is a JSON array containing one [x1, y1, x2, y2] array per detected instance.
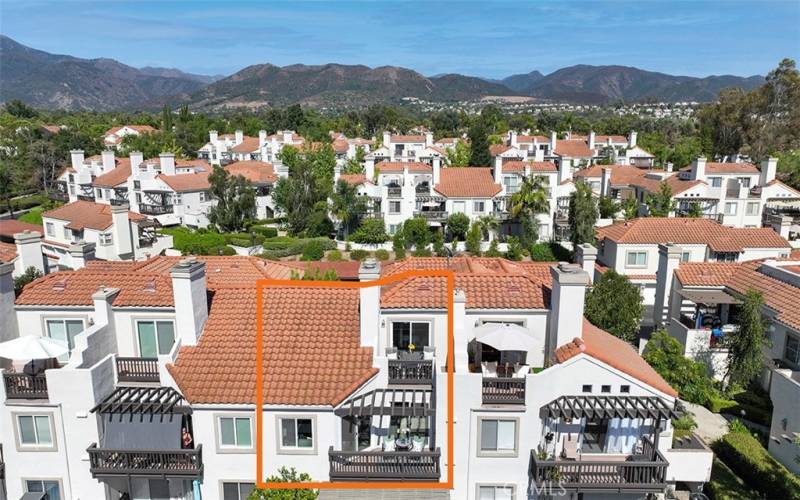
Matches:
[[561, 435, 579, 461], [481, 361, 498, 377]]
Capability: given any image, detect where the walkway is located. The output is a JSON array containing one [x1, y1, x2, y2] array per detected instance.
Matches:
[[682, 400, 729, 443]]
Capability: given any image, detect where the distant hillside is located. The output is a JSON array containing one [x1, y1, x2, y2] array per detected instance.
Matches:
[[0, 36, 210, 111], [500, 70, 545, 93], [138, 67, 224, 85]]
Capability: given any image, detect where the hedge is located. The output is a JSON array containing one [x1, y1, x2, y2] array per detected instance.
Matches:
[[250, 225, 278, 238], [350, 249, 370, 261], [224, 232, 266, 247], [260, 238, 336, 259], [712, 431, 800, 500], [708, 395, 772, 427], [705, 458, 760, 500], [162, 227, 230, 255], [375, 249, 390, 261]]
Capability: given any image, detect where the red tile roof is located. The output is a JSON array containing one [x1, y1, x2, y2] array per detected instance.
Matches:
[[489, 144, 513, 156], [93, 160, 132, 188], [43, 201, 146, 231], [675, 262, 741, 286], [224, 161, 277, 184], [391, 135, 425, 143], [230, 136, 260, 153], [554, 139, 593, 157], [434, 168, 502, 198], [157, 172, 211, 192], [502, 161, 557, 173], [0, 220, 42, 238], [595, 218, 790, 253], [339, 174, 369, 186], [680, 162, 761, 174], [555, 320, 677, 397], [332, 137, 349, 153], [723, 260, 800, 330], [596, 135, 628, 143], [104, 125, 156, 136], [0, 242, 17, 262], [376, 161, 432, 173], [516, 135, 549, 143]]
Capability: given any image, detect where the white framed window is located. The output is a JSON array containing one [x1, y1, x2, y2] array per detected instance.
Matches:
[[746, 202, 760, 216], [392, 321, 430, 350], [99, 232, 113, 246], [135, 320, 175, 358], [200, 191, 207, 203], [388, 224, 398, 235], [63, 227, 71, 240], [135, 192, 142, 203], [389, 201, 401, 214], [24, 479, 62, 500], [474, 201, 485, 213], [16, 414, 54, 449], [710, 177, 723, 188], [625, 251, 647, 267], [278, 416, 315, 453], [681, 251, 691, 262], [452, 201, 466, 214], [218, 416, 253, 450], [172, 193, 183, 205], [95, 188, 103, 199], [785, 335, 800, 365], [478, 417, 517, 456], [478, 485, 515, 500], [725, 202, 738, 215], [222, 482, 255, 500], [738, 177, 751, 188], [582, 384, 593, 393], [46, 318, 85, 359], [46, 222, 55, 237], [503, 175, 520, 194]]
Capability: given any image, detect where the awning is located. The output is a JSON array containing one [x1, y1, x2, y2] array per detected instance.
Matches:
[[679, 289, 742, 305], [100, 412, 182, 450], [91, 386, 190, 415], [335, 388, 433, 417], [540, 395, 680, 420]]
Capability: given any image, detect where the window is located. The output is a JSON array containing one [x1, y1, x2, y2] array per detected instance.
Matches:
[[24, 480, 61, 500], [725, 202, 738, 215], [452, 201, 466, 214], [96, 188, 103, 199], [620, 385, 630, 393], [474, 201, 485, 213], [582, 385, 593, 393], [173, 193, 183, 205], [199, 191, 207, 202], [222, 482, 255, 500], [625, 251, 647, 267], [17, 414, 53, 447], [46, 319, 84, 358], [46, 222, 55, 237], [681, 251, 691, 263], [785, 335, 800, 365], [135, 192, 142, 204], [136, 320, 175, 358], [478, 485, 514, 500], [279, 417, 314, 450], [389, 200, 401, 214], [601, 385, 611, 393], [710, 177, 723, 188], [392, 321, 430, 350], [738, 177, 751, 188], [388, 224, 398, 235], [63, 226, 71, 240], [503, 175, 520, 194], [746, 202, 760, 216], [479, 418, 517, 456], [99, 232, 113, 246], [218, 416, 253, 449]]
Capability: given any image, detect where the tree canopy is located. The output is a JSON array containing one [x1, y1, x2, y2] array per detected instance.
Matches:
[[208, 165, 256, 232], [568, 180, 597, 248], [584, 270, 644, 343]]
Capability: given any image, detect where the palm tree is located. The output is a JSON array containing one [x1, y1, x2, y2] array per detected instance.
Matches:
[[330, 179, 367, 239], [509, 175, 550, 246], [476, 215, 499, 241]]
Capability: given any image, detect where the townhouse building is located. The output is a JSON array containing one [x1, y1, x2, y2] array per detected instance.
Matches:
[[197, 130, 305, 166], [0, 221, 47, 278], [0, 255, 713, 500], [102, 125, 157, 150], [365, 132, 452, 166], [330, 132, 374, 165], [223, 161, 280, 220]]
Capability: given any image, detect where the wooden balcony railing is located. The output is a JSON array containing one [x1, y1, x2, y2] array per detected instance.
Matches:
[[388, 359, 433, 386], [116, 357, 160, 383], [388, 187, 403, 198], [482, 377, 525, 405], [77, 194, 96, 202], [413, 210, 447, 221], [530, 438, 668, 492], [3, 372, 48, 399], [87, 443, 203, 478], [138, 204, 174, 216], [329, 446, 440, 481]]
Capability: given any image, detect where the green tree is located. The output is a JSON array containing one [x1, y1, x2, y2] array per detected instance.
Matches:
[[248, 467, 318, 499], [446, 141, 471, 167], [468, 120, 491, 167], [621, 197, 639, 220], [350, 218, 389, 244], [509, 175, 549, 248], [505, 236, 522, 261], [433, 230, 447, 256], [646, 181, 676, 217], [4, 100, 38, 118], [725, 289, 770, 389], [208, 166, 256, 232], [273, 145, 335, 236], [330, 179, 367, 239], [403, 217, 430, 249], [161, 105, 173, 132], [14, 266, 43, 296], [643, 330, 718, 405], [776, 149, 800, 191], [392, 226, 406, 259], [584, 270, 644, 343], [446, 212, 470, 241], [598, 196, 618, 219], [485, 239, 502, 257], [0, 163, 17, 215], [465, 223, 482, 256], [475, 215, 499, 241], [685, 202, 703, 218], [568, 181, 597, 248]]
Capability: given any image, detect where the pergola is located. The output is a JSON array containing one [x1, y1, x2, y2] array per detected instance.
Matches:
[[91, 386, 190, 415], [539, 395, 680, 421], [335, 388, 434, 418]]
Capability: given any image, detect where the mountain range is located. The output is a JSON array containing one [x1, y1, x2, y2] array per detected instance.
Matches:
[[0, 36, 766, 111]]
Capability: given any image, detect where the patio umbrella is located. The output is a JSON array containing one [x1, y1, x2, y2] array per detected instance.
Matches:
[[474, 323, 538, 351], [0, 335, 69, 360]]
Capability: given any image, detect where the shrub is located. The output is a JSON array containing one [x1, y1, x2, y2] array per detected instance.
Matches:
[[465, 224, 482, 256], [446, 212, 470, 241], [712, 430, 800, 500], [350, 218, 389, 244], [705, 458, 760, 500], [162, 227, 231, 255], [672, 415, 697, 438], [250, 225, 278, 238], [643, 331, 718, 405], [485, 239, 502, 257], [433, 231, 446, 257], [300, 240, 325, 261], [326, 249, 343, 262], [259, 237, 335, 259], [413, 248, 432, 257], [392, 230, 406, 259], [505, 236, 522, 261], [529, 242, 556, 261], [350, 249, 370, 261], [403, 217, 430, 249], [375, 249, 390, 261]]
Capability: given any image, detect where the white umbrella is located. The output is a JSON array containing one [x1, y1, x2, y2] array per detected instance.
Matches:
[[474, 323, 538, 351], [0, 335, 69, 360]]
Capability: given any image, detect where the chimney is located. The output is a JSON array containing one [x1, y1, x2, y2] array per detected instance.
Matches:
[[235, 130, 244, 144], [691, 157, 706, 181], [170, 258, 208, 347], [558, 158, 572, 184], [382, 131, 391, 148], [550, 131, 557, 152], [600, 167, 611, 197], [92, 286, 120, 329], [358, 259, 381, 349], [68, 241, 95, 270], [101, 150, 116, 172], [0, 263, 18, 343], [588, 131, 596, 150], [14, 231, 46, 275], [130, 151, 144, 171], [628, 131, 637, 148], [333, 164, 341, 184], [432, 157, 441, 186], [159, 153, 176, 176], [547, 263, 590, 358], [493, 155, 503, 185], [258, 130, 267, 148], [111, 202, 134, 260], [209, 130, 219, 143], [666, 162, 674, 173], [453, 289, 468, 372], [575, 244, 597, 279], [70, 150, 85, 170], [509, 130, 518, 148], [760, 157, 778, 185], [365, 157, 376, 180], [425, 131, 433, 147], [283, 131, 293, 143], [653, 243, 682, 327]]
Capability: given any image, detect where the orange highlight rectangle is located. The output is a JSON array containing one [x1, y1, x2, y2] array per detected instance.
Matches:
[[254, 269, 455, 491]]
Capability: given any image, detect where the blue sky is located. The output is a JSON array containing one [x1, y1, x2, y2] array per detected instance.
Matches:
[[2, 0, 798, 79]]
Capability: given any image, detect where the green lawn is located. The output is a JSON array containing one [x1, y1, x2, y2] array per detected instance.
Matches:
[[705, 458, 761, 500], [18, 207, 44, 226]]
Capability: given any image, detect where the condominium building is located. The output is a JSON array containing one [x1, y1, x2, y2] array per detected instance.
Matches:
[[0, 255, 713, 500], [197, 130, 305, 165], [102, 125, 157, 149]]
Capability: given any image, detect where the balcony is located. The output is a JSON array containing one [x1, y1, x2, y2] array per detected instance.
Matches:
[[328, 447, 441, 481], [87, 444, 203, 478], [388, 187, 403, 198], [48, 184, 70, 202], [77, 194, 96, 202], [3, 372, 48, 399], [388, 359, 433, 386], [482, 377, 525, 405], [116, 357, 159, 383], [413, 210, 447, 221], [139, 204, 174, 216]]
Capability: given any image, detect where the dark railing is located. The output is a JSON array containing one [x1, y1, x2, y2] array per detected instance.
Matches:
[[482, 377, 526, 405], [413, 210, 447, 221], [116, 357, 160, 383], [388, 187, 403, 198], [329, 447, 440, 481], [77, 194, 96, 202], [87, 443, 203, 478], [388, 359, 433, 385], [3, 373, 48, 399], [139, 204, 174, 215], [415, 185, 430, 194], [48, 190, 70, 202], [530, 438, 668, 492]]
